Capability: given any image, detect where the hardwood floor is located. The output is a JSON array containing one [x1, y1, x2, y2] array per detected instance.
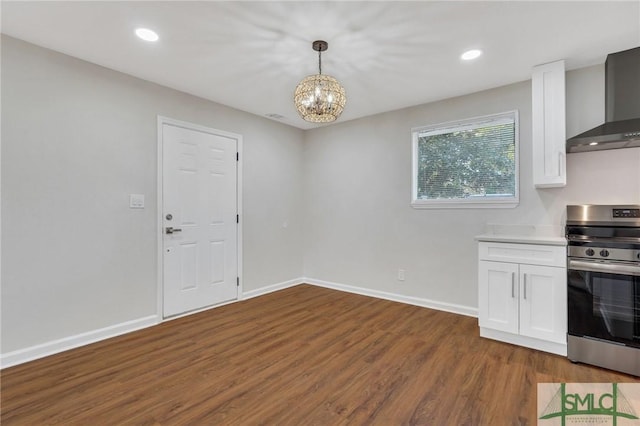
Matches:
[[1, 284, 636, 425]]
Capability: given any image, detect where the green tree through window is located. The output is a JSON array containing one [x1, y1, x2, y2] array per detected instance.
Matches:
[[412, 111, 518, 208]]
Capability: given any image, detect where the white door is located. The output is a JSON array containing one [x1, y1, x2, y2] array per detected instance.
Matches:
[[162, 121, 238, 317], [478, 261, 519, 334], [519, 264, 567, 343]]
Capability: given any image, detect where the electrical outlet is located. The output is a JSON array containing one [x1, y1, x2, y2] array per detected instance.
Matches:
[[397, 269, 405, 281]]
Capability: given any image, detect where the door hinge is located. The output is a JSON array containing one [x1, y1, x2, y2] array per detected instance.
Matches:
[[236, 152, 239, 161], [236, 214, 239, 223], [237, 277, 240, 287]]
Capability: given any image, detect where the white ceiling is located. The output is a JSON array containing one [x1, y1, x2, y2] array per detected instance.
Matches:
[[2, 1, 640, 130]]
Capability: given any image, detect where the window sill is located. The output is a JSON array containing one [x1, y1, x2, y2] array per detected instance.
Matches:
[[411, 200, 519, 209]]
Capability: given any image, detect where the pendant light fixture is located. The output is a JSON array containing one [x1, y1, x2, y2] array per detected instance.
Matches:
[[294, 40, 346, 123]]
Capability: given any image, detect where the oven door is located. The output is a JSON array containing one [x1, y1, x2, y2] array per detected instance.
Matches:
[[568, 259, 640, 349]]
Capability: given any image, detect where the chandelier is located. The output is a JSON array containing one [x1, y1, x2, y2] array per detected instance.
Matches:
[[294, 40, 346, 123]]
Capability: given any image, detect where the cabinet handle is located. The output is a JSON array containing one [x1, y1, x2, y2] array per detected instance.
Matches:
[[523, 274, 527, 300], [558, 151, 564, 177], [511, 272, 515, 298]]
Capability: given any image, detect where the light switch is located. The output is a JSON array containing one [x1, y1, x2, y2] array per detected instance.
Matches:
[[129, 194, 145, 209]]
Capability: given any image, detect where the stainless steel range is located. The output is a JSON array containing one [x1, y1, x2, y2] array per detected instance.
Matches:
[[566, 205, 640, 376]]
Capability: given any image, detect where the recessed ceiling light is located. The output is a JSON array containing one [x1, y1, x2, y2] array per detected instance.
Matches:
[[135, 28, 159, 42], [589, 142, 599, 146], [461, 49, 482, 61]]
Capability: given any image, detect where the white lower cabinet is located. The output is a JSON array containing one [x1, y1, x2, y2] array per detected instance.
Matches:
[[478, 242, 567, 355]]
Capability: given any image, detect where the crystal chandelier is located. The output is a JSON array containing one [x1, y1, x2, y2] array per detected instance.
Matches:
[[294, 40, 346, 123]]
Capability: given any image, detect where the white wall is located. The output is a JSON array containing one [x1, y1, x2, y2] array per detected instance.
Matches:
[[3, 34, 640, 361], [302, 64, 640, 311], [1, 36, 305, 354]]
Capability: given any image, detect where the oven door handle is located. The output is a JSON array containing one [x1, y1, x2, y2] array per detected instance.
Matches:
[[568, 259, 640, 276]]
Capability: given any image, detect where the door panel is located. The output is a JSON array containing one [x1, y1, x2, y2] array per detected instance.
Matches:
[[519, 264, 566, 343], [163, 123, 238, 317], [479, 261, 519, 334]]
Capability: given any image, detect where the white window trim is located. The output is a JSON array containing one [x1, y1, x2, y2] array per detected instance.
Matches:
[[411, 110, 519, 209]]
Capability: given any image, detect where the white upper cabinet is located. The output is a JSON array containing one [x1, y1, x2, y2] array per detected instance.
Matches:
[[532, 60, 566, 188]]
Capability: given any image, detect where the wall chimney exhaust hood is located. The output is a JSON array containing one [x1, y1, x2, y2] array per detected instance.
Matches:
[[566, 46, 640, 153]]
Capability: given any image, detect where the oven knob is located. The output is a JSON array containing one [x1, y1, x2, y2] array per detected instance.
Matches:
[[600, 249, 610, 257], [585, 248, 595, 256]]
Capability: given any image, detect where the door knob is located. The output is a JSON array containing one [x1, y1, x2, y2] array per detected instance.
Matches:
[[165, 227, 182, 234]]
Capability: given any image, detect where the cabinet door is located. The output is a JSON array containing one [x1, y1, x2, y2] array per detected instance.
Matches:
[[532, 59, 566, 188], [519, 264, 567, 343], [478, 261, 519, 334]]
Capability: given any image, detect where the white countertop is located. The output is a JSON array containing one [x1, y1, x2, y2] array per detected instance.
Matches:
[[474, 234, 567, 246], [475, 224, 567, 246]]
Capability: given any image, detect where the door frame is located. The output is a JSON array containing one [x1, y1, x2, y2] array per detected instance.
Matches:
[[156, 116, 243, 320]]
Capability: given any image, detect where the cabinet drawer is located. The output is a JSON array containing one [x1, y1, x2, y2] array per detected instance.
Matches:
[[479, 242, 566, 267]]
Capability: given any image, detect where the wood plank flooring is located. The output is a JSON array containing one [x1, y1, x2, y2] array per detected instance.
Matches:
[[1, 284, 636, 425]]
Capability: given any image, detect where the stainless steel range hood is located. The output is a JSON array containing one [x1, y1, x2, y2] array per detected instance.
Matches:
[[566, 46, 640, 153]]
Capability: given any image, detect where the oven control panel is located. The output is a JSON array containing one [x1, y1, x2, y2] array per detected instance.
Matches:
[[612, 208, 640, 218], [568, 246, 640, 262]]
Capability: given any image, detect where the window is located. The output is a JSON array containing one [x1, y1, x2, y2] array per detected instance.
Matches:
[[411, 110, 519, 209]]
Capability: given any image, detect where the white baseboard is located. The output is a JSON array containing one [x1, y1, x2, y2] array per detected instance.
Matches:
[[1, 277, 305, 369], [480, 327, 567, 356], [304, 277, 478, 318], [0, 315, 159, 369], [242, 277, 304, 300], [2, 277, 477, 369]]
